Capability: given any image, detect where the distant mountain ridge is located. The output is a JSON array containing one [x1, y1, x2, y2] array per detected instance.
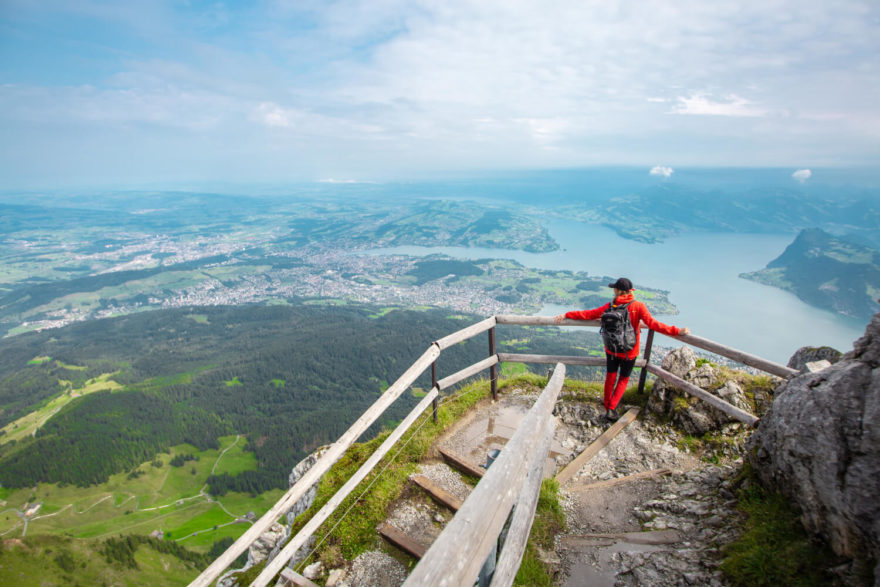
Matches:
[[557, 184, 880, 244], [740, 228, 880, 320]]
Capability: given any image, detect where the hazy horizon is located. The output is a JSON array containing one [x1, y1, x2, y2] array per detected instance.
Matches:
[[3, 165, 880, 195]]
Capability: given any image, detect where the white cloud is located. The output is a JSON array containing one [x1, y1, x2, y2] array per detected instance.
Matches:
[[254, 102, 294, 128], [792, 169, 812, 182], [650, 165, 674, 178], [674, 94, 767, 117]]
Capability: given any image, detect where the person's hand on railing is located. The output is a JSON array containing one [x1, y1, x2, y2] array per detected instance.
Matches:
[[553, 314, 566, 324], [679, 327, 690, 335]]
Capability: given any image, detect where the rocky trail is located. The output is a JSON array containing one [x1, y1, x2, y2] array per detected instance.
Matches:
[[322, 383, 749, 587]]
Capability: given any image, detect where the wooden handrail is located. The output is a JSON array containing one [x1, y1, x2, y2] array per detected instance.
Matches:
[[436, 355, 499, 390], [496, 315, 607, 328], [251, 388, 441, 586], [434, 316, 497, 350], [498, 353, 646, 368], [674, 332, 797, 378], [489, 421, 554, 586], [495, 314, 796, 378], [403, 363, 566, 586]]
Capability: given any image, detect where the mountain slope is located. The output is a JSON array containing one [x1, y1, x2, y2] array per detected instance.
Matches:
[[740, 228, 880, 320]]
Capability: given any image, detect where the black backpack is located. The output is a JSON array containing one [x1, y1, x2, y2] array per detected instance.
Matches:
[[600, 302, 637, 353]]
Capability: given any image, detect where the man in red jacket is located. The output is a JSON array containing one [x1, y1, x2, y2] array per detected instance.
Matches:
[[554, 277, 689, 421]]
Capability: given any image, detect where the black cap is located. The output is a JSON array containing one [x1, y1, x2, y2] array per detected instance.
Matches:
[[608, 277, 633, 291]]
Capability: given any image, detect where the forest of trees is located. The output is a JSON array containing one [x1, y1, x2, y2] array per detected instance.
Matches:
[[0, 303, 603, 492]]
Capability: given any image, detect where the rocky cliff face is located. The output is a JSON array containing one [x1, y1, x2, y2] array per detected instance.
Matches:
[[748, 312, 880, 579]]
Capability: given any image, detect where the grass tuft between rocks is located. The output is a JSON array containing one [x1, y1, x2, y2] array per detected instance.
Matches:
[[721, 464, 838, 586]]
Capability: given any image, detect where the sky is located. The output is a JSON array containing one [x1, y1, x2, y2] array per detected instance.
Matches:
[[1, 0, 879, 187]]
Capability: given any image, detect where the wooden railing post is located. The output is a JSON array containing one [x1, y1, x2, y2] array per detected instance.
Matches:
[[432, 360, 438, 423], [637, 329, 655, 394], [488, 327, 498, 401]]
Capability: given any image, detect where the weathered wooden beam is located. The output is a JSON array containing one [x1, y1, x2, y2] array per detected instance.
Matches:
[[438, 448, 485, 478], [497, 353, 646, 368], [404, 364, 566, 587], [671, 332, 798, 378], [410, 474, 464, 512], [437, 355, 499, 390], [555, 408, 640, 486], [379, 524, 428, 559], [280, 568, 319, 587], [434, 316, 497, 350], [189, 344, 440, 587], [647, 364, 759, 426], [251, 388, 440, 586], [489, 420, 555, 587], [566, 468, 672, 493], [494, 315, 650, 329]]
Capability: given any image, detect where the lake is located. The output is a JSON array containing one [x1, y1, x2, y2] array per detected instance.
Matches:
[[365, 219, 869, 364]]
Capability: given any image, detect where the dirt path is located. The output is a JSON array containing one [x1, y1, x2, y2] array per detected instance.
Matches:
[[554, 411, 742, 586]]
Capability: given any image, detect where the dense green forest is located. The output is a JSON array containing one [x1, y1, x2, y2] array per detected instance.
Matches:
[[0, 303, 602, 493]]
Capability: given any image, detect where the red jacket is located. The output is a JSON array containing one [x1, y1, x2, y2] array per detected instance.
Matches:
[[564, 292, 681, 360]]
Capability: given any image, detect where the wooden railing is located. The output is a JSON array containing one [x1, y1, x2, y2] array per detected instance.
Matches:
[[402, 363, 564, 586], [191, 314, 797, 587]]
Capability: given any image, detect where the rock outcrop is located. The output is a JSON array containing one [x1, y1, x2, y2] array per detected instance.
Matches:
[[749, 312, 880, 579], [248, 522, 286, 565], [787, 345, 843, 373], [646, 347, 758, 435]]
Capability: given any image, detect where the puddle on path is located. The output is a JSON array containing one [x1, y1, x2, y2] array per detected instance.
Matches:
[[444, 398, 572, 474]]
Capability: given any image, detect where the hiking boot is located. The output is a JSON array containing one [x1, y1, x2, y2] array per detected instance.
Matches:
[[606, 408, 620, 422]]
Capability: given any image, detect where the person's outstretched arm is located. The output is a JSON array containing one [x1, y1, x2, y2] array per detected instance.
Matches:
[[553, 303, 610, 324], [636, 303, 688, 336]]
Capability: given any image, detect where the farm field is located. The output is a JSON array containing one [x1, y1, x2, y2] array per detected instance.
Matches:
[[0, 435, 283, 553]]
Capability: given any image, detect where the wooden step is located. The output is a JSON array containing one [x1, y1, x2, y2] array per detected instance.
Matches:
[[280, 568, 319, 587], [378, 523, 429, 559], [567, 467, 672, 493], [410, 474, 464, 511], [555, 408, 640, 485], [438, 447, 485, 478]]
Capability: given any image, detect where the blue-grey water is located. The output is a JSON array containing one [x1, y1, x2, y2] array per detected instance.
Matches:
[[366, 219, 869, 364]]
